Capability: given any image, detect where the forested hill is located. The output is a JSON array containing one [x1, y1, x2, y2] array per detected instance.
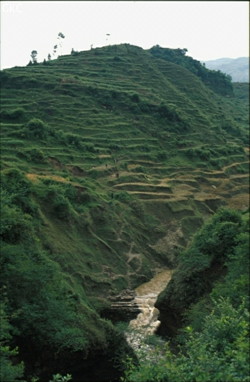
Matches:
[[149, 45, 234, 95], [0, 44, 249, 382]]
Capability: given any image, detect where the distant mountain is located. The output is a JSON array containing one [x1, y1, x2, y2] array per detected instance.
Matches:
[[204, 57, 249, 82]]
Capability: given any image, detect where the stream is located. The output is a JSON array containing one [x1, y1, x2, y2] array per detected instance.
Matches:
[[126, 269, 172, 350]]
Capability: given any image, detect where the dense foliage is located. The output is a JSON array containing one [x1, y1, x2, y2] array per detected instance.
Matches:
[[123, 209, 250, 382], [149, 45, 234, 96], [157, 209, 246, 314], [0, 168, 133, 381]]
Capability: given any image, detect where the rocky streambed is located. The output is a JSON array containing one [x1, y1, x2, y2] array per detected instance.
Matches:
[[126, 269, 173, 350]]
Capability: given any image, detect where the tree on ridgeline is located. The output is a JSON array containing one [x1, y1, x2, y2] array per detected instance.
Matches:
[[53, 44, 58, 58], [52, 32, 65, 58], [30, 50, 38, 64], [57, 32, 65, 56]]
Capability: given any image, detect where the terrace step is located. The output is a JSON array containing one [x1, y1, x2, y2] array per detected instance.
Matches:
[[126, 191, 174, 199], [114, 183, 172, 193]]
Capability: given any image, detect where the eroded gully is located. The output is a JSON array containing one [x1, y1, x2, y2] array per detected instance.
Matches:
[[126, 269, 173, 350]]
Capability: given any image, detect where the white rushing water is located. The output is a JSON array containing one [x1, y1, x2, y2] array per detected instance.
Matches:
[[126, 269, 172, 350]]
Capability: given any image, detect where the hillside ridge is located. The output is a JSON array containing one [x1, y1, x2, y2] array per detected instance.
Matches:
[[0, 43, 249, 382]]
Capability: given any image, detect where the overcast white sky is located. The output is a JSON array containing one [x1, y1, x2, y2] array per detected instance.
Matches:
[[0, 1, 249, 69]]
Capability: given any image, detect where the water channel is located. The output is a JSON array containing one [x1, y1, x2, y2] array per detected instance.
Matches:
[[126, 269, 173, 350]]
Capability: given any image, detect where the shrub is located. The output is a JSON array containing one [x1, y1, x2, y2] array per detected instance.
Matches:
[[0, 201, 32, 244], [157, 103, 180, 121], [130, 93, 140, 103], [0, 303, 24, 382], [1, 168, 37, 215], [185, 147, 212, 161], [54, 198, 71, 221], [84, 142, 97, 152], [114, 191, 131, 202], [0, 187, 33, 244], [64, 133, 83, 148], [25, 118, 49, 139], [42, 183, 73, 220], [49, 374, 72, 382], [25, 148, 47, 163]]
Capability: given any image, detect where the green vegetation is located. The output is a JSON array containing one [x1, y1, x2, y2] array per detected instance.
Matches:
[[123, 209, 249, 382], [156, 209, 248, 320], [0, 44, 249, 381], [1, 169, 135, 381], [149, 45, 233, 96]]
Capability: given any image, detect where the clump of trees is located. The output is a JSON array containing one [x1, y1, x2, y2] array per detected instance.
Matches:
[[149, 45, 233, 96]]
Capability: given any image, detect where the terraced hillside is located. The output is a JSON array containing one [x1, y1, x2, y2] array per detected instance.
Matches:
[[1, 46, 249, 224], [0, 44, 249, 381], [1, 43, 249, 291]]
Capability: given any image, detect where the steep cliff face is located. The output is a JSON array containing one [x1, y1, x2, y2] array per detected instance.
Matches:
[[0, 44, 249, 381]]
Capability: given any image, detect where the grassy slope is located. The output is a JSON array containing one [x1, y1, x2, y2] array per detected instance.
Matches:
[[0, 43, 249, 380], [2, 41, 247, 286], [1, 42, 249, 296]]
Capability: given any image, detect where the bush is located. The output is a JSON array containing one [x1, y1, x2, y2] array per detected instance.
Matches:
[[41, 183, 73, 220], [64, 133, 83, 149], [185, 147, 212, 160], [0, 201, 32, 243], [25, 118, 49, 139], [52, 194, 72, 220], [157, 103, 180, 121], [130, 93, 140, 103], [49, 373, 72, 382], [84, 142, 97, 152], [0, 303, 24, 382], [1, 168, 37, 215], [25, 148, 47, 163], [114, 191, 131, 202]]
